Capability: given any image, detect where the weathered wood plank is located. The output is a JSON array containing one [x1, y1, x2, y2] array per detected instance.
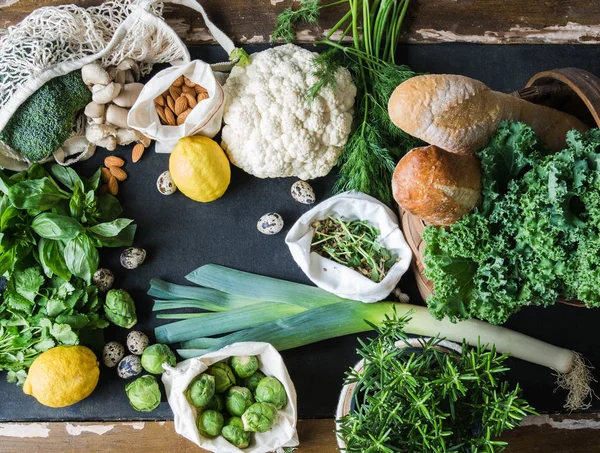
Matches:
[[1, 415, 600, 452], [2, 0, 600, 44]]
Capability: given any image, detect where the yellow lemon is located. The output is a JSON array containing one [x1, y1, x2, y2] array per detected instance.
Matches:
[[23, 345, 99, 408], [169, 136, 231, 202]]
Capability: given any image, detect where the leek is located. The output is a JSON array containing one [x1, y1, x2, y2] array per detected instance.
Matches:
[[153, 265, 593, 410]]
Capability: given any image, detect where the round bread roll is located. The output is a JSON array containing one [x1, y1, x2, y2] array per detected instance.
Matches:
[[392, 145, 481, 225]]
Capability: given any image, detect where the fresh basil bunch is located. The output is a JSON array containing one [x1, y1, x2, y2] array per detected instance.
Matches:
[[0, 164, 136, 282]]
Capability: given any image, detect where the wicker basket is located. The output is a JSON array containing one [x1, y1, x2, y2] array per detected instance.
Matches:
[[399, 68, 600, 308]]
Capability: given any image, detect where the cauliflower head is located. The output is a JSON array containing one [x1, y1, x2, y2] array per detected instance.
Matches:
[[221, 44, 356, 180]]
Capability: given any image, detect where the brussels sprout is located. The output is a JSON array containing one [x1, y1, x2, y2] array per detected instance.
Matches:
[[222, 416, 251, 448], [187, 374, 215, 408], [125, 375, 161, 412], [196, 409, 224, 438], [104, 289, 137, 328], [141, 344, 176, 374], [242, 402, 278, 433], [229, 355, 259, 379], [255, 376, 287, 409], [225, 386, 255, 416], [206, 394, 225, 412], [240, 370, 266, 394], [207, 362, 236, 393]]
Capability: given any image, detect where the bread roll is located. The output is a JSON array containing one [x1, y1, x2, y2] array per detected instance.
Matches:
[[388, 74, 588, 155], [392, 145, 481, 225]]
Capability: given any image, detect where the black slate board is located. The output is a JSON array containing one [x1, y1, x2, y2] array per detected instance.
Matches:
[[3, 44, 600, 421]]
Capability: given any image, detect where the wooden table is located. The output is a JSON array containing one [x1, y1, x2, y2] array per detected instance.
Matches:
[[2, 0, 600, 451]]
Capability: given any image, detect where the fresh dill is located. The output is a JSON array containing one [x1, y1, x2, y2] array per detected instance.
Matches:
[[271, 0, 321, 43]]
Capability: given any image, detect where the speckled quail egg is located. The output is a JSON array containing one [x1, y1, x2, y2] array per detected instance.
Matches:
[[120, 247, 146, 269], [157, 170, 177, 195], [257, 213, 284, 235], [117, 354, 142, 379], [291, 180, 316, 204], [102, 341, 125, 368], [93, 268, 114, 292], [126, 331, 149, 355]]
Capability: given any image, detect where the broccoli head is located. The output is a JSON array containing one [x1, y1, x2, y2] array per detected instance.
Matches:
[[0, 70, 92, 162]]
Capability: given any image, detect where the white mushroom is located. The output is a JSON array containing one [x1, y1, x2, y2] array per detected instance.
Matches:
[[116, 58, 141, 81], [134, 130, 152, 147], [106, 104, 130, 129], [113, 83, 144, 108], [86, 123, 117, 151], [116, 128, 137, 146], [81, 63, 111, 86], [92, 82, 122, 104], [92, 117, 105, 125], [123, 70, 135, 84], [96, 136, 117, 151], [84, 101, 105, 119]]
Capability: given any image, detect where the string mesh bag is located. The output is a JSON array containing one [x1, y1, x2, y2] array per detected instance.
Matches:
[[0, 0, 233, 170]]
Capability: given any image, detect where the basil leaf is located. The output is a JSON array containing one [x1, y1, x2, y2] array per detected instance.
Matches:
[[96, 194, 123, 222], [8, 178, 69, 211], [93, 224, 137, 247], [0, 171, 14, 195], [84, 168, 102, 192], [69, 183, 84, 221], [50, 165, 83, 192], [27, 164, 48, 181], [32, 213, 83, 240], [0, 206, 21, 231], [0, 248, 16, 275], [38, 238, 71, 281], [88, 218, 133, 237], [64, 234, 98, 283]]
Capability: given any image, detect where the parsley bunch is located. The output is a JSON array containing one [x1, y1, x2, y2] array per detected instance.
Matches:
[[337, 310, 536, 452]]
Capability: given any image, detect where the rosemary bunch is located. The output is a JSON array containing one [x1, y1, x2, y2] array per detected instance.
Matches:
[[337, 310, 537, 452], [311, 216, 398, 282]]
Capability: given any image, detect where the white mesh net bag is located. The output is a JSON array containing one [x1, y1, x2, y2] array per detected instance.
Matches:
[[0, 0, 234, 169]]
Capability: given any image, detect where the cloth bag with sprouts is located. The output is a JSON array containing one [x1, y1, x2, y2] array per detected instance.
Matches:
[[0, 0, 235, 170]]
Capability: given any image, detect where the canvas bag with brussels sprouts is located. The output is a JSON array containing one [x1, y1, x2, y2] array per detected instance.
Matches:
[[162, 342, 299, 453]]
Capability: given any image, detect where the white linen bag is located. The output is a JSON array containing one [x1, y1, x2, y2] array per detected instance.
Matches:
[[285, 191, 413, 302], [162, 342, 299, 453], [128, 59, 225, 153]]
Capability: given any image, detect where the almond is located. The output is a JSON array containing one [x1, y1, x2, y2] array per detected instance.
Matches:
[[172, 75, 184, 87], [101, 167, 112, 183], [194, 84, 208, 94], [154, 95, 165, 107], [182, 85, 195, 96], [156, 105, 168, 124], [169, 85, 182, 99], [108, 176, 118, 196], [166, 95, 176, 113], [183, 76, 195, 88], [99, 184, 109, 195], [109, 165, 128, 182], [132, 143, 145, 163], [197, 92, 209, 102], [177, 108, 192, 125], [104, 156, 125, 167], [164, 107, 177, 126], [184, 93, 197, 108], [174, 96, 188, 115]]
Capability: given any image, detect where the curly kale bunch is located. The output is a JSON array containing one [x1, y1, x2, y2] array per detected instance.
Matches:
[[336, 310, 536, 452], [0, 71, 91, 162], [424, 121, 600, 324]]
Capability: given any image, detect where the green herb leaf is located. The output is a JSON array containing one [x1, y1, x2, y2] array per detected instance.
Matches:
[[88, 218, 134, 237], [50, 323, 78, 345], [8, 178, 69, 211], [64, 234, 99, 283], [49, 165, 83, 192], [37, 238, 71, 281], [96, 194, 123, 223], [92, 224, 137, 247], [13, 267, 45, 302], [32, 213, 83, 240]]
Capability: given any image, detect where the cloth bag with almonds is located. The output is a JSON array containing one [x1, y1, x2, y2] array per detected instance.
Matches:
[[128, 60, 225, 153]]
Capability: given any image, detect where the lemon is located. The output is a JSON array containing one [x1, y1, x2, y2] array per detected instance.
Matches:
[[23, 345, 100, 408], [169, 136, 231, 202]]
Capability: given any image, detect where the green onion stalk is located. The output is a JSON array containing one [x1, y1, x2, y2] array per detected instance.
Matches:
[[153, 264, 593, 411]]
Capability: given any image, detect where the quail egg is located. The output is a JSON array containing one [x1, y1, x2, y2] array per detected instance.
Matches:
[[291, 180, 316, 204], [157, 170, 177, 195], [120, 247, 146, 269], [127, 331, 149, 355], [257, 213, 284, 235], [93, 268, 114, 292], [117, 354, 142, 379], [102, 341, 125, 368]]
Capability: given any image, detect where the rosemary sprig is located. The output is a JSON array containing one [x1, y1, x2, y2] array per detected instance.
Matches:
[[311, 216, 398, 282], [337, 309, 537, 452]]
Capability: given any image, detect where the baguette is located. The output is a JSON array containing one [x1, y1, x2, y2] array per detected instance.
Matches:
[[388, 74, 589, 154]]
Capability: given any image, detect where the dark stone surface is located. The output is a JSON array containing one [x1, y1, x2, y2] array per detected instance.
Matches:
[[3, 44, 600, 421]]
